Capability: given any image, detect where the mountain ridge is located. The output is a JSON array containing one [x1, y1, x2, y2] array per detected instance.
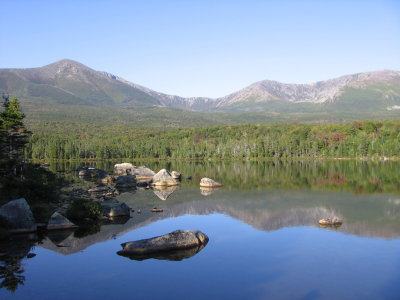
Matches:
[[1, 59, 400, 114]]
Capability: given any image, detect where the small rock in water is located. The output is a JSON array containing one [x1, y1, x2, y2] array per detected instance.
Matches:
[[151, 207, 163, 213], [319, 217, 343, 226], [200, 177, 222, 188]]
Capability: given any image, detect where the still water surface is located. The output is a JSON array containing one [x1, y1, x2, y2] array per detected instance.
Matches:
[[1, 161, 400, 300]]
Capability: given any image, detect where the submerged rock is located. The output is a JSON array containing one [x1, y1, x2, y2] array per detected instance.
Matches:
[[79, 168, 108, 179], [0, 198, 37, 233], [119, 243, 208, 261], [136, 181, 150, 188], [117, 230, 209, 257], [100, 202, 131, 217], [152, 169, 178, 187], [47, 212, 78, 230], [200, 177, 222, 188], [115, 175, 136, 189], [99, 175, 115, 184], [88, 186, 109, 193]]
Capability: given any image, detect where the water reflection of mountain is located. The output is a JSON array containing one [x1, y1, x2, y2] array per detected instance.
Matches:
[[36, 188, 400, 255]]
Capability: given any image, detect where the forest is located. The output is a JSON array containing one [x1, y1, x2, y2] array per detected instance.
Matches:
[[25, 119, 400, 160]]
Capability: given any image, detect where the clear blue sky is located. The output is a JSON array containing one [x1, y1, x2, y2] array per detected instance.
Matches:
[[1, 0, 399, 97]]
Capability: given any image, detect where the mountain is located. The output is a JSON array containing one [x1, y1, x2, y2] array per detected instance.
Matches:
[[0, 59, 399, 126], [0, 59, 161, 107], [213, 70, 400, 112]]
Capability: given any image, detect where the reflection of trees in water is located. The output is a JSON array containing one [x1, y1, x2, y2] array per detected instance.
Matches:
[[50, 160, 400, 194], [0, 256, 25, 292], [0, 234, 37, 292]]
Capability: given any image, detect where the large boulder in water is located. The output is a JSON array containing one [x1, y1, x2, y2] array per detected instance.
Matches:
[[100, 202, 131, 217], [133, 166, 155, 178], [117, 230, 209, 258], [114, 163, 134, 175], [200, 177, 222, 188], [0, 198, 37, 233], [151, 169, 178, 187], [115, 175, 136, 189], [47, 212, 78, 230]]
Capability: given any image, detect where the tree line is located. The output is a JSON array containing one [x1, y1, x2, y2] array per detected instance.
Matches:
[[25, 119, 400, 160]]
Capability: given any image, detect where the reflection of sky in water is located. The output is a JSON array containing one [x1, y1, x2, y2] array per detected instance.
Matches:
[[2, 214, 400, 300], [3, 160, 400, 299]]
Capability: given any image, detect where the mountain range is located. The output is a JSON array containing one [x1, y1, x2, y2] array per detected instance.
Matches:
[[1, 59, 399, 126]]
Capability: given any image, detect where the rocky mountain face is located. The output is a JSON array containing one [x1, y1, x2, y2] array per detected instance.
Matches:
[[216, 70, 400, 106], [1, 59, 399, 113]]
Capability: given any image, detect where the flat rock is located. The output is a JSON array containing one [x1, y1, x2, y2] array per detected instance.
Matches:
[[100, 202, 131, 217], [0, 198, 37, 233], [200, 177, 222, 188], [117, 230, 209, 256], [88, 186, 109, 193], [47, 212, 78, 230]]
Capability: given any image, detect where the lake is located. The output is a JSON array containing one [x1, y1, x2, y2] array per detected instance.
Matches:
[[1, 160, 400, 300]]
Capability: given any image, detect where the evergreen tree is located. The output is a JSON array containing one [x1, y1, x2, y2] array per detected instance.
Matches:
[[1, 95, 30, 166]]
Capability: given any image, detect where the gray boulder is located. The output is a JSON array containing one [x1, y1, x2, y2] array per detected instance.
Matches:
[[152, 169, 178, 187], [114, 163, 134, 175], [100, 202, 131, 217], [133, 166, 155, 178], [117, 230, 209, 256], [115, 175, 136, 189], [0, 198, 37, 233], [47, 212, 78, 230]]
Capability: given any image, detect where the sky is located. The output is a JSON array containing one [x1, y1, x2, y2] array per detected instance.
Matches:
[[1, 0, 399, 98]]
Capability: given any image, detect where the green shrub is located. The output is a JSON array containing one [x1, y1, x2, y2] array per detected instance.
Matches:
[[73, 220, 101, 238], [30, 203, 53, 223], [66, 199, 102, 220]]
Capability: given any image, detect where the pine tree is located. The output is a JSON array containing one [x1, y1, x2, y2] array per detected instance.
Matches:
[[1, 95, 31, 169]]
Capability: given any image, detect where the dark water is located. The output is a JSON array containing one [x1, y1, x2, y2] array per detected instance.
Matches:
[[1, 161, 400, 300]]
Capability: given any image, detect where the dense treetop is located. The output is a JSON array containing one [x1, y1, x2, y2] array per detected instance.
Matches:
[[26, 120, 400, 160]]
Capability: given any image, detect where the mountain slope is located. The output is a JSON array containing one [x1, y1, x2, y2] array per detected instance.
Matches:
[[213, 70, 400, 112], [0, 59, 399, 120], [0, 59, 161, 107]]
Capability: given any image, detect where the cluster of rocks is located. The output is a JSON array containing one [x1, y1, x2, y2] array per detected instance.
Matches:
[[0, 198, 78, 234], [78, 163, 223, 193]]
